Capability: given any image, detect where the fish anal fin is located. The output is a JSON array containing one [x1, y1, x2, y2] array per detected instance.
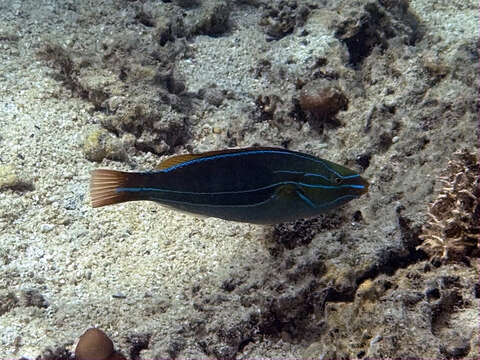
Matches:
[[275, 184, 317, 209]]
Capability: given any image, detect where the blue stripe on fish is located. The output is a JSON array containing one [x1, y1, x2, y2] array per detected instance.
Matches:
[[274, 170, 362, 181], [116, 181, 365, 196], [296, 190, 317, 209]]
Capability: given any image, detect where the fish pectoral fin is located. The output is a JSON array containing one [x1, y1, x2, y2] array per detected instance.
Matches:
[[295, 188, 317, 209], [274, 184, 297, 197], [274, 184, 317, 209]]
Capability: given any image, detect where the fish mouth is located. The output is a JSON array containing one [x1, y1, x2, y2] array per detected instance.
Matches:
[[357, 176, 369, 195]]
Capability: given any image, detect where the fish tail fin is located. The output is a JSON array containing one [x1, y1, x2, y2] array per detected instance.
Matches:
[[90, 169, 145, 208]]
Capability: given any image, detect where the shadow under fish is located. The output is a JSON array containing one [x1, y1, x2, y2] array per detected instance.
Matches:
[[90, 147, 369, 224]]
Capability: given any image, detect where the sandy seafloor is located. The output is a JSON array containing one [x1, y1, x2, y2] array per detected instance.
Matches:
[[0, 0, 478, 359]]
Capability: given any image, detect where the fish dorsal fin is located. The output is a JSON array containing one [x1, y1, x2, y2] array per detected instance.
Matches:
[[157, 154, 204, 170], [157, 147, 285, 170]]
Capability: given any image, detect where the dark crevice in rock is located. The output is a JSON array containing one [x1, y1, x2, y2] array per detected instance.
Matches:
[[335, 1, 423, 68], [356, 213, 426, 287], [127, 333, 151, 360]]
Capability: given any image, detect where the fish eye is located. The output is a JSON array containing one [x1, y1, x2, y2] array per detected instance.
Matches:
[[333, 176, 343, 184]]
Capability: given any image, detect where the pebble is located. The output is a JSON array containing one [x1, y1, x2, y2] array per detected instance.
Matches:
[[112, 292, 127, 299], [40, 224, 54, 233]]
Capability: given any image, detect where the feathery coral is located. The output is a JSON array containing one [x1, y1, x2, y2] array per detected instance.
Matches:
[[417, 149, 479, 261]]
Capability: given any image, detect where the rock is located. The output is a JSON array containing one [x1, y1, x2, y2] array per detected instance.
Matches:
[[299, 79, 348, 125], [190, 0, 230, 36], [302, 341, 337, 360], [0, 291, 18, 315], [0, 164, 33, 191], [75, 328, 114, 360], [82, 127, 127, 162]]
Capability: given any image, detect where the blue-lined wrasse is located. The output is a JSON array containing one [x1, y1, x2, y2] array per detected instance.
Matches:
[[90, 147, 368, 224]]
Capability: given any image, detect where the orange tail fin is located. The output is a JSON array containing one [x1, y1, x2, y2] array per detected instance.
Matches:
[[90, 169, 141, 208]]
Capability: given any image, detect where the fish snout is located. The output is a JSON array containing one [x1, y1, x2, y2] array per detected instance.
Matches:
[[357, 176, 369, 195]]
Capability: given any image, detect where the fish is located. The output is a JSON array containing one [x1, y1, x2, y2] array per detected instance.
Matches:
[[90, 147, 368, 224]]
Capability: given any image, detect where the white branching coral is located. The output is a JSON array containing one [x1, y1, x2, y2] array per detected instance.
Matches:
[[417, 149, 479, 261]]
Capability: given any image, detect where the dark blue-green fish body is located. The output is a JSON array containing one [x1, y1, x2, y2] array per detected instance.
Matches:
[[90, 147, 368, 224]]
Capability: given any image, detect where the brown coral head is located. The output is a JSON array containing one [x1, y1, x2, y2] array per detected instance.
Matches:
[[299, 80, 348, 119], [75, 328, 114, 360]]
